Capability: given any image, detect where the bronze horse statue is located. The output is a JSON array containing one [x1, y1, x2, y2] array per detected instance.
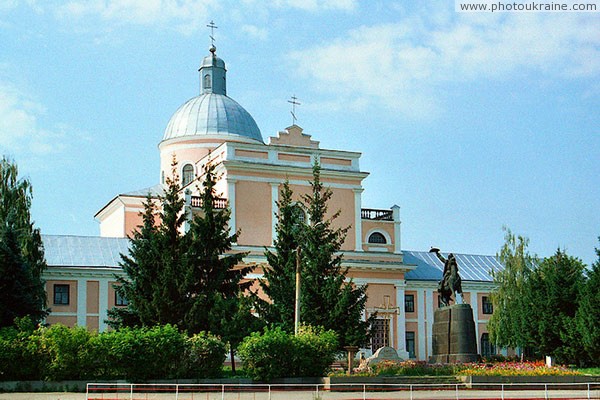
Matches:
[[430, 247, 463, 307]]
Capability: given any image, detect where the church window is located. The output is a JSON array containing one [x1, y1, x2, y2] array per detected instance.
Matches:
[[405, 294, 415, 313], [115, 291, 129, 307], [406, 331, 416, 358], [368, 232, 387, 244], [54, 284, 70, 305], [204, 74, 211, 89], [481, 333, 496, 358], [482, 296, 493, 314], [182, 164, 194, 186]]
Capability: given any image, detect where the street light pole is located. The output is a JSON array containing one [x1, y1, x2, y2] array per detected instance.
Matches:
[[294, 246, 301, 335]]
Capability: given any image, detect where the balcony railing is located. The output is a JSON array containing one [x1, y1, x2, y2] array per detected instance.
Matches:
[[361, 208, 393, 221], [190, 196, 228, 209]]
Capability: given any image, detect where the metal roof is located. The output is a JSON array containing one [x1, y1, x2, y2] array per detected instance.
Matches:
[[42, 235, 129, 269], [41, 235, 503, 281], [403, 250, 503, 282], [162, 93, 263, 143], [122, 184, 164, 197]]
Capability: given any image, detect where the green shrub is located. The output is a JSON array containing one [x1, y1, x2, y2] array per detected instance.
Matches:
[[238, 325, 338, 381], [0, 320, 45, 380], [39, 324, 94, 381], [0, 323, 226, 381], [184, 332, 227, 378]]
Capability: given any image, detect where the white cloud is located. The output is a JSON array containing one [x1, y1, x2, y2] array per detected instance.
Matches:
[[56, 0, 219, 33], [289, 13, 600, 117], [272, 0, 357, 11], [0, 81, 69, 157], [241, 24, 268, 40]]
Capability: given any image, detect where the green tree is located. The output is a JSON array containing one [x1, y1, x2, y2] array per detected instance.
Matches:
[[0, 157, 47, 327], [488, 228, 538, 355], [109, 158, 189, 328], [183, 161, 255, 369], [300, 161, 373, 347], [528, 249, 585, 364], [577, 238, 600, 365], [254, 180, 303, 331]]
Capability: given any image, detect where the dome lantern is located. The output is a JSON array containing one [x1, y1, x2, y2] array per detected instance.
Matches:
[[199, 46, 226, 96]]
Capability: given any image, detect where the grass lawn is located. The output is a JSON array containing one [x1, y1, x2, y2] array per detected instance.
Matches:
[[576, 368, 600, 375]]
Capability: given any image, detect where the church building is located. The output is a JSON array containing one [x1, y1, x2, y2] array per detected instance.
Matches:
[[41, 43, 504, 361]]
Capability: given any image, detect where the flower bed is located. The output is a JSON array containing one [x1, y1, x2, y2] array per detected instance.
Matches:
[[335, 360, 582, 377]]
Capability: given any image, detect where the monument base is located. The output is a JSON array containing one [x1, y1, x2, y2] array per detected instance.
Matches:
[[429, 304, 479, 364]]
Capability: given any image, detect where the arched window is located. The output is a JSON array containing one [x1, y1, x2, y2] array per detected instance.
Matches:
[[204, 74, 211, 89], [182, 164, 194, 186], [368, 232, 387, 244]]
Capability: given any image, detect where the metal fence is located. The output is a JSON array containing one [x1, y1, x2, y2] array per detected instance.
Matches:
[[87, 382, 600, 400]]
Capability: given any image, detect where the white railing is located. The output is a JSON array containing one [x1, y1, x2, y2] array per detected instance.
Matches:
[[86, 381, 600, 400]]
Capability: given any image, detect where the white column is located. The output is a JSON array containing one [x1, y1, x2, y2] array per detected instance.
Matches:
[[98, 279, 109, 333], [353, 188, 363, 251], [469, 290, 480, 353], [270, 182, 279, 246], [392, 205, 401, 253], [395, 282, 409, 359], [184, 189, 192, 233], [77, 278, 87, 328], [228, 179, 237, 237], [425, 288, 434, 359], [417, 288, 426, 360]]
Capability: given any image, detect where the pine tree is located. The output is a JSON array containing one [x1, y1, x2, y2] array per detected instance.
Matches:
[[0, 157, 47, 327], [300, 160, 373, 347], [577, 237, 600, 365], [109, 158, 189, 328], [530, 249, 585, 364], [254, 180, 303, 331], [183, 161, 256, 370]]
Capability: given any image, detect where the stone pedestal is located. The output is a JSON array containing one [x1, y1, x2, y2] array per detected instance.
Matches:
[[429, 304, 478, 363]]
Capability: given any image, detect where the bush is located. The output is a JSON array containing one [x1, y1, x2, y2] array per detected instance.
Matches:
[[238, 325, 338, 381], [185, 332, 227, 378], [0, 323, 226, 381]]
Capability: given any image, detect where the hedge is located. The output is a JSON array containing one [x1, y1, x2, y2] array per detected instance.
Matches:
[[0, 321, 225, 381]]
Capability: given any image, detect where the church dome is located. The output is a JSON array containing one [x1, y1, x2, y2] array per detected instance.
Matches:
[[162, 93, 263, 142], [162, 46, 263, 143]]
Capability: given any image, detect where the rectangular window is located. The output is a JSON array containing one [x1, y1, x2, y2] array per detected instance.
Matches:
[[480, 333, 496, 358], [482, 296, 493, 314], [404, 294, 415, 313], [406, 331, 416, 359], [53, 284, 70, 305], [370, 318, 390, 352], [115, 291, 129, 306]]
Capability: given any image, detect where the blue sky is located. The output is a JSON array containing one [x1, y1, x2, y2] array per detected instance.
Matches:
[[1, 1, 598, 265]]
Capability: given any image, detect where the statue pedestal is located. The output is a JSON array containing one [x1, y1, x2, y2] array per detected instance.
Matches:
[[429, 304, 478, 363]]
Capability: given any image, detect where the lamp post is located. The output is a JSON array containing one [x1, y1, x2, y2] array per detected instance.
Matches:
[[294, 245, 301, 335]]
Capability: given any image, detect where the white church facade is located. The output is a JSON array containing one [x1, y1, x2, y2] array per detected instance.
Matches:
[[40, 44, 505, 362]]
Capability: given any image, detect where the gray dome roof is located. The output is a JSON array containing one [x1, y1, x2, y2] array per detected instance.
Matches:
[[162, 93, 263, 142]]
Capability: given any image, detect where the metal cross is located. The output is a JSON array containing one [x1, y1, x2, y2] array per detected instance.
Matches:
[[288, 95, 301, 125], [207, 20, 218, 46]]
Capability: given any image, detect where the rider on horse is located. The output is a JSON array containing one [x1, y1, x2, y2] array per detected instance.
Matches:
[[430, 247, 463, 307]]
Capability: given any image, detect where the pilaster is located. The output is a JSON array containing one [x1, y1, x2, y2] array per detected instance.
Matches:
[[270, 182, 279, 245], [353, 188, 363, 251], [395, 281, 409, 359]]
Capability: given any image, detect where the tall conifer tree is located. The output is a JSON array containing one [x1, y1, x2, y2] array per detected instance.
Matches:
[[110, 158, 188, 328], [256, 161, 372, 348], [0, 157, 47, 327], [577, 238, 600, 364], [255, 181, 303, 331]]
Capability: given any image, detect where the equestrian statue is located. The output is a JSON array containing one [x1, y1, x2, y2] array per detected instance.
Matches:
[[430, 247, 463, 307]]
